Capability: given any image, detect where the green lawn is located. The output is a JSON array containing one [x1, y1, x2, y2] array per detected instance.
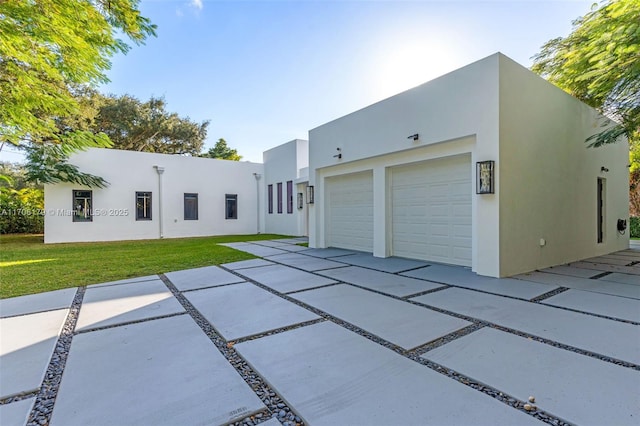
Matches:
[[0, 233, 288, 299]]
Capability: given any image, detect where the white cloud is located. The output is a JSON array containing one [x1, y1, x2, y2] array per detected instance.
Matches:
[[190, 0, 203, 11]]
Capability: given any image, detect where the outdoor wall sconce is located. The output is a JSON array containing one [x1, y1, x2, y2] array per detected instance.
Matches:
[[407, 133, 419, 141], [333, 148, 342, 159], [306, 186, 315, 204], [297, 193, 304, 209], [601, 166, 609, 172], [476, 161, 495, 194]]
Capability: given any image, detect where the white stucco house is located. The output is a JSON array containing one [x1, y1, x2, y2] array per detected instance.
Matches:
[[263, 139, 310, 237], [307, 53, 628, 277], [44, 149, 266, 243], [44, 53, 629, 277]]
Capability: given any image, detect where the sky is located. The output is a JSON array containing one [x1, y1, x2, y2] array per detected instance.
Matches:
[[1, 0, 595, 164]]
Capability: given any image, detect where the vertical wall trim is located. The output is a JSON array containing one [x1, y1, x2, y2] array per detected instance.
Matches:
[[154, 166, 165, 238]]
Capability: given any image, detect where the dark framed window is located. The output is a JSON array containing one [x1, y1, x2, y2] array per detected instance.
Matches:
[[597, 178, 605, 243], [184, 193, 198, 220], [268, 184, 273, 214], [72, 190, 92, 222], [136, 192, 152, 221], [72, 189, 93, 222], [225, 194, 238, 219], [286, 180, 293, 214], [277, 182, 283, 214]]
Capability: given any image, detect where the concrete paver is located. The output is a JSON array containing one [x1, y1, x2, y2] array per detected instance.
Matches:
[[600, 272, 640, 286], [299, 248, 358, 258], [317, 266, 445, 297], [570, 261, 640, 275], [50, 315, 265, 426], [76, 280, 184, 331], [250, 240, 291, 248], [0, 397, 33, 426], [336, 253, 429, 273], [0, 309, 68, 398], [0, 288, 76, 318], [164, 265, 245, 292], [544, 289, 640, 322], [292, 284, 470, 349], [184, 283, 319, 341], [424, 327, 639, 426], [231, 244, 289, 257], [222, 259, 274, 270], [236, 321, 539, 426], [584, 256, 635, 266], [277, 244, 311, 252], [540, 265, 602, 278], [265, 253, 347, 271], [404, 265, 557, 299], [412, 287, 640, 364], [219, 242, 251, 248], [270, 238, 308, 244], [515, 271, 640, 299], [90, 275, 160, 288], [235, 264, 337, 293]]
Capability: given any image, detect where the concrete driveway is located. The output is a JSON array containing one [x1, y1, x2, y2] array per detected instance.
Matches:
[[1, 238, 639, 426]]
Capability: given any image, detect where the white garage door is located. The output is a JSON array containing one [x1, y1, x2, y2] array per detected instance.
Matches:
[[391, 154, 472, 266], [326, 171, 373, 252]]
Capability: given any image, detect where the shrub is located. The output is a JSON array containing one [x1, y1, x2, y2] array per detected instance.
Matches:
[[0, 188, 44, 234], [630, 217, 640, 239]]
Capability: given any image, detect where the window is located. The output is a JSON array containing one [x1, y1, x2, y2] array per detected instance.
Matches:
[[287, 180, 293, 214], [72, 190, 92, 222], [597, 178, 605, 243], [184, 193, 198, 220], [268, 184, 273, 214], [225, 194, 238, 219], [136, 192, 152, 221], [277, 182, 283, 214]]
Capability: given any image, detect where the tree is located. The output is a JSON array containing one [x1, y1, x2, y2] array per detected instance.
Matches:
[[0, 0, 156, 188], [200, 139, 243, 161], [94, 94, 209, 155], [0, 0, 156, 149], [531, 0, 639, 150]]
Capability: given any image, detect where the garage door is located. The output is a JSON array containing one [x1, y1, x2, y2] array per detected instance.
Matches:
[[326, 171, 373, 252], [391, 154, 471, 266]]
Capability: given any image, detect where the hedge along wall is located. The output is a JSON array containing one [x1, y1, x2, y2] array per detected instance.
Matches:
[[630, 217, 640, 239], [0, 188, 44, 234]]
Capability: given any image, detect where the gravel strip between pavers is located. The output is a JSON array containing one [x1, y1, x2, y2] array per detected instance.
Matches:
[[529, 287, 570, 302], [159, 274, 303, 426], [221, 266, 572, 426], [26, 286, 85, 426]]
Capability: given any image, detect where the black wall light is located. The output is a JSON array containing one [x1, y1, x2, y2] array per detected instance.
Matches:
[[306, 186, 314, 204], [476, 161, 495, 194], [407, 133, 419, 141]]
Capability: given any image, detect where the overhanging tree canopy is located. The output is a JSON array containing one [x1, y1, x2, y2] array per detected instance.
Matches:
[[0, 0, 156, 149], [531, 0, 639, 150]]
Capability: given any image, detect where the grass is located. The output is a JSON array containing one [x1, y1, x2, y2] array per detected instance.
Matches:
[[0, 233, 289, 299]]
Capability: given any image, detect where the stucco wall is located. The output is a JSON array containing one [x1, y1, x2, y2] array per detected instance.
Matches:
[[308, 54, 502, 276], [497, 55, 629, 276], [44, 149, 264, 243], [263, 139, 309, 236]]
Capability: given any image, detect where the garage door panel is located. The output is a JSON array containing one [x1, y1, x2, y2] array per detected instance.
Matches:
[[392, 155, 471, 266], [326, 171, 373, 252]]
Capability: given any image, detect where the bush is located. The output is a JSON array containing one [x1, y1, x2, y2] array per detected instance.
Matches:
[[630, 217, 640, 239], [0, 188, 44, 234]]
